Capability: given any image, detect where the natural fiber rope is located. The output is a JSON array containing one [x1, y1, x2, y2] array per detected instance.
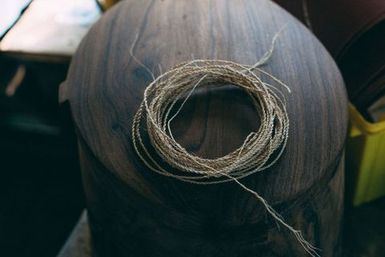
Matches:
[[131, 29, 320, 257]]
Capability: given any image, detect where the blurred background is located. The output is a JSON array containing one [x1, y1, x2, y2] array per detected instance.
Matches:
[[0, 1, 102, 256], [0, 0, 384, 257]]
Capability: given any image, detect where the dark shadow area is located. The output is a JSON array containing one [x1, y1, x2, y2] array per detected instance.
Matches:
[[343, 197, 385, 257], [0, 56, 84, 257]]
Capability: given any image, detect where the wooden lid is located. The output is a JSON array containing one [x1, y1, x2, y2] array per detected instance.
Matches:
[[61, 0, 348, 209]]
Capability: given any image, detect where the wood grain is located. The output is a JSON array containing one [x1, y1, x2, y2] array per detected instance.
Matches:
[[61, 0, 348, 256]]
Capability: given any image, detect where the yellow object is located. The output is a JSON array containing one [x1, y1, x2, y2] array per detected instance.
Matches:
[[347, 104, 385, 205], [98, 0, 120, 10]]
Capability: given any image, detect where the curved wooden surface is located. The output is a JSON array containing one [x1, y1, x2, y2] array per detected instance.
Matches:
[[61, 0, 348, 256], [78, 138, 345, 257], [57, 155, 344, 257]]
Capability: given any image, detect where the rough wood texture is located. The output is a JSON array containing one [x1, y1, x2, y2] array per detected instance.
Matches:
[[58, 196, 385, 257], [61, 0, 348, 256]]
